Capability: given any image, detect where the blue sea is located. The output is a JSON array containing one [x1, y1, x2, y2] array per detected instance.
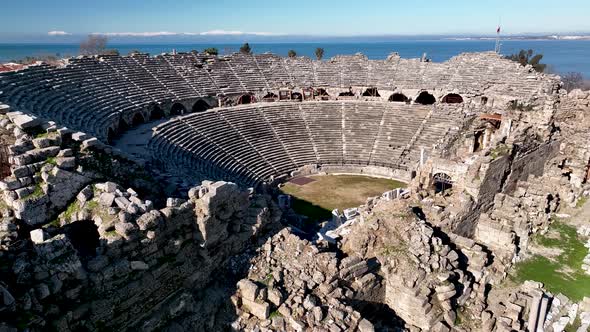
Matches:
[[1, 40, 589, 78]]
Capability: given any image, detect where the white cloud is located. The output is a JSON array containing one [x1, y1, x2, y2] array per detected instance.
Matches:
[[48, 30, 71, 36], [91, 30, 282, 37], [91, 31, 178, 37]]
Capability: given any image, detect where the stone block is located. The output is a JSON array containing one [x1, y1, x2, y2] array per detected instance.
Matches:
[[130, 261, 149, 271], [136, 210, 164, 231], [30, 229, 46, 244], [238, 279, 259, 301], [242, 298, 270, 320], [77, 185, 93, 203], [99, 193, 115, 207], [114, 196, 131, 210], [358, 318, 375, 332], [115, 222, 138, 240], [56, 157, 76, 170]]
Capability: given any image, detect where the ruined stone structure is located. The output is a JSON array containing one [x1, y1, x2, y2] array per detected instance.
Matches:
[[0, 51, 589, 331]]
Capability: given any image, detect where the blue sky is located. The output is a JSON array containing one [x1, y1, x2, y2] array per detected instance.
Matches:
[[1, 0, 589, 39]]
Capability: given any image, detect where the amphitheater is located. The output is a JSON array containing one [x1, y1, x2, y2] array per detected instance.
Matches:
[[0, 50, 589, 332]]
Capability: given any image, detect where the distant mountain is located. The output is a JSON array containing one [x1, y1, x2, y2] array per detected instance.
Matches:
[[1, 32, 590, 44]]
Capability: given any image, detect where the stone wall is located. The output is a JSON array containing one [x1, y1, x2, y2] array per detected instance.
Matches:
[[0, 180, 281, 331]]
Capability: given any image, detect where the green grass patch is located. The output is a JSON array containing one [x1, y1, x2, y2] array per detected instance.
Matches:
[[23, 184, 44, 200], [269, 311, 282, 319], [280, 175, 405, 222], [576, 195, 588, 209], [45, 157, 57, 166], [62, 201, 80, 220], [512, 222, 590, 301], [489, 144, 511, 160]]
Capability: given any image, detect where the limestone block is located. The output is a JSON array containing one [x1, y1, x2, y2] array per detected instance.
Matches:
[[8, 112, 40, 129], [32, 138, 52, 149], [87, 255, 109, 272], [30, 229, 46, 244], [56, 157, 76, 170], [242, 298, 270, 320], [358, 318, 375, 332], [115, 222, 138, 240], [71, 132, 88, 141], [104, 182, 117, 193], [136, 210, 164, 231], [114, 197, 131, 210], [99, 193, 115, 207], [57, 149, 73, 157], [130, 261, 149, 271], [238, 279, 259, 301], [77, 185, 93, 203]]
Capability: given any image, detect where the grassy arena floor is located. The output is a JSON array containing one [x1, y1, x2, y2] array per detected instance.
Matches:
[[280, 174, 405, 222]]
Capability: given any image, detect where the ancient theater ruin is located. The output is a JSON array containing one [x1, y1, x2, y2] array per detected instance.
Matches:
[[0, 50, 589, 331]]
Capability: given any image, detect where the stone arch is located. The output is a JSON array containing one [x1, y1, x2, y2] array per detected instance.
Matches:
[[150, 105, 165, 120], [315, 88, 329, 97], [291, 92, 303, 101], [118, 117, 130, 133], [442, 93, 464, 104], [170, 103, 186, 116], [107, 128, 116, 144], [415, 91, 436, 105], [433, 172, 453, 194], [389, 93, 409, 103], [131, 113, 145, 126], [362, 87, 380, 97], [237, 94, 255, 105], [263, 92, 278, 101], [192, 100, 211, 113], [63, 220, 100, 257]]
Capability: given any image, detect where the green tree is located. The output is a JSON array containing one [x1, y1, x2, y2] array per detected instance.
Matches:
[[79, 35, 108, 56], [562, 72, 585, 91], [505, 49, 546, 73], [315, 47, 325, 60], [239, 43, 252, 54], [203, 48, 219, 55], [288, 50, 297, 58]]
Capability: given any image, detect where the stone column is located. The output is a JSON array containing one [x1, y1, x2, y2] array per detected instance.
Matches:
[[420, 148, 425, 166], [536, 296, 549, 332], [528, 290, 542, 332]]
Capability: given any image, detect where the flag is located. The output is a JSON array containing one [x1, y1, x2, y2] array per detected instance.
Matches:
[[497, 26, 501, 34]]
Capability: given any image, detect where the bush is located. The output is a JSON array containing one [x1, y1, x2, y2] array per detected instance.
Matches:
[[315, 47, 325, 60], [562, 72, 585, 91], [203, 47, 219, 55], [505, 49, 546, 73], [239, 43, 252, 54], [288, 50, 297, 58]]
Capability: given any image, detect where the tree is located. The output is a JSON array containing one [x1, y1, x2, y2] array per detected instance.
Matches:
[[288, 50, 297, 58], [505, 49, 546, 73], [203, 47, 219, 55], [562, 72, 585, 91], [239, 43, 252, 54], [79, 35, 108, 55], [315, 47, 325, 60]]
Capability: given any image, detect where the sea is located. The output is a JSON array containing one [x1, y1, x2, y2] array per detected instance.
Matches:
[[1, 40, 589, 78]]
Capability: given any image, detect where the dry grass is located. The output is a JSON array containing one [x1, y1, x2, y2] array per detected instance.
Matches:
[[281, 174, 405, 222]]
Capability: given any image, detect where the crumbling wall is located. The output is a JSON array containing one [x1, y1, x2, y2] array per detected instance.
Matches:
[[0, 180, 281, 331]]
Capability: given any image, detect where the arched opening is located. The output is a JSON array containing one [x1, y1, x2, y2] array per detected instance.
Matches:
[[481, 96, 488, 106], [118, 117, 129, 133], [131, 113, 145, 126], [339, 89, 355, 97], [237, 94, 255, 105], [107, 128, 116, 144], [362, 87, 380, 97], [150, 106, 165, 120], [314, 88, 329, 98], [192, 100, 210, 113], [291, 92, 303, 101], [388, 93, 409, 103], [63, 220, 99, 258], [442, 93, 464, 104], [415, 91, 436, 105], [170, 103, 186, 116], [262, 92, 278, 101], [433, 173, 453, 194]]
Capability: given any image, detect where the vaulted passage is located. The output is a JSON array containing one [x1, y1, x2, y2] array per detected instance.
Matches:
[[238, 94, 254, 105], [131, 113, 145, 126], [170, 103, 186, 116], [442, 93, 464, 104], [117, 117, 130, 133], [433, 173, 453, 194], [339, 90, 355, 97], [150, 106, 165, 120], [192, 100, 211, 113], [292, 92, 303, 101], [315, 88, 329, 97], [107, 128, 116, 144], [263, 92, 278, 101], [415, 91, 436, 105], [389, 93, 409, 103], [63, 220, 100, 258], [362, 87, 380, 97]]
